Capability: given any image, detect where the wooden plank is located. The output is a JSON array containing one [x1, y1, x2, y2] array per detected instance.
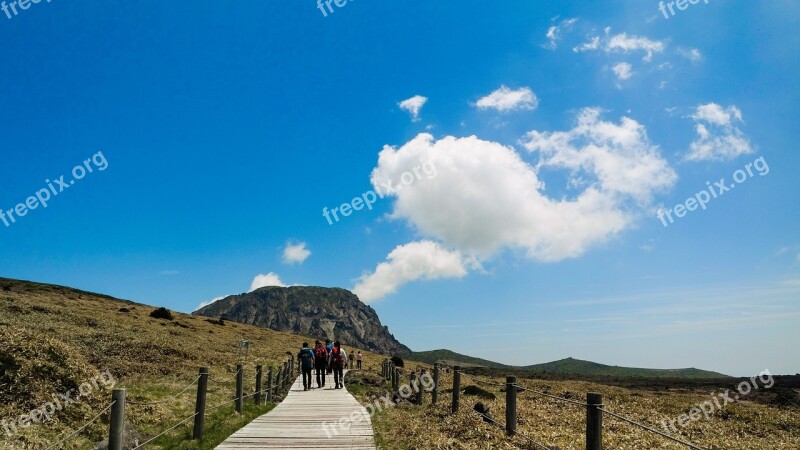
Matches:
[[216, 370, 376, 449]]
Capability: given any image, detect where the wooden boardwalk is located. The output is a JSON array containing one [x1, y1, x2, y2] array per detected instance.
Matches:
[[216, 370, 376, 449]]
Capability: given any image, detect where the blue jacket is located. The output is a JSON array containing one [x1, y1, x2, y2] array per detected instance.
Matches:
[[298, 347, 315, 369]]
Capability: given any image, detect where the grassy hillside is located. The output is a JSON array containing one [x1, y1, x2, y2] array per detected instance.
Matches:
[[412, 350, 729, 379], [522, 357, 730, 379], [411, 349, 509, 369], [0, 277, 399, 449]]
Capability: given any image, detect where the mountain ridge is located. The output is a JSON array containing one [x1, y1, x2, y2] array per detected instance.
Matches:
[[193, 285, 412, 356], [412, 349, 730, 378]]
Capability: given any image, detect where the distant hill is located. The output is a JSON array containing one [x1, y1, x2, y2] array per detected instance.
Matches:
[[522, 357, 730, 379], [411, 349, 509, 369], [413, 350, 729, 379], [194, 286, 411, 356]]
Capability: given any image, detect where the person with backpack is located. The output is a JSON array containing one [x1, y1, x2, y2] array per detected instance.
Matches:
[[356, 351, 362, 370], [297, 342, 315, 391], [325, 339, 333, 374], [313, 340, 328, 388], [327, 341, 346, 389]]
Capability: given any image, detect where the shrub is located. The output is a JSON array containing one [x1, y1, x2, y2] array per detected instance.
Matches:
[[391, 355, 405, 368], [149, 307, 173, 321], [463, 385, 497, 400]]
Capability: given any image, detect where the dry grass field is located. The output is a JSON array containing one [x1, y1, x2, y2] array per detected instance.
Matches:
[[349, 367, 800, 449], [4, 276, 798, 449], [0, 278, 392, 449]]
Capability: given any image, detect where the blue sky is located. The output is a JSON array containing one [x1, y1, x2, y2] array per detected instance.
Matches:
[[1, 1, 798, 376]]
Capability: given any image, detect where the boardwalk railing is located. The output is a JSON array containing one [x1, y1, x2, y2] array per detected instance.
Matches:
[[379, 359, 710, 450], [45, 353, 296, 450]]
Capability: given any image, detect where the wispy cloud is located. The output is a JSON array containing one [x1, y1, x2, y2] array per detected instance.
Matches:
[[250, 272, 286, 291], [685, 103, 753, 161], [282, 241, 311, 264], [398, 95, 428, 122], [543, 17, 577, 50], [575, 28, 665, 62], [475, 85, 539, 112]]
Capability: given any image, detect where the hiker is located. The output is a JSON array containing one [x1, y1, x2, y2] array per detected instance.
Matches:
[[356, 351, 362, 369], [328, 341, 346, 389], [298, 342, 315, 391], [349, 350, 355, 369], [313, 340, 328, 388], [325, 339, 333, 374]]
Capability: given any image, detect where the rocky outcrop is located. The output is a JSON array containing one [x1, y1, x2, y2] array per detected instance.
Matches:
[[193, 286, 411, 356]]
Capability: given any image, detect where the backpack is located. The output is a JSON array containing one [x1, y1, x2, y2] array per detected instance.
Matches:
[[314, 344, 327, 359], [300, 349, 314, 369], [331, 347, 343, 364]]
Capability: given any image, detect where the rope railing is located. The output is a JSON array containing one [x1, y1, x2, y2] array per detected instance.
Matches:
[[454, 369, 558, 449], [131, 411, 200, 449], [40, 350, 297, 450], [598, 407, 709, 450], [44, 401, 116, 450], [208, 368, 242, 384], [378, 360, 714, 450], [512, 382, 589, 408], [127, 375, 201, 406]]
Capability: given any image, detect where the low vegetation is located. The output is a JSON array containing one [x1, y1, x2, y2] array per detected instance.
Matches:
[[348, 367, 800, 449], [0, 278, 391, 449]]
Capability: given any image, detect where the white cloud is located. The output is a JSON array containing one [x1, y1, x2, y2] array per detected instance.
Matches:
[[685, 103, 753, 161], [612, 62, 633, 81], [195, 295, 227, 311], [282, 241, 311, 264], [543, 18, 577, 50], [249, 272, 286, 291], [575, 30, 665, 62], [370, 109, 675, 265], [677, 47, 702, 62], [573, 36, 600, 52], [476, 86, 539, 112], [353, 241, 472, 303], [639, 239, 656, 252], [398, 95, 428, 122], [523, 108, 677, 204]]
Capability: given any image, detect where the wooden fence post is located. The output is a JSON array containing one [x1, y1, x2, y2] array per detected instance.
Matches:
[[108, 388, 126, 450], [266, 367, 274, 402], [586, 392, 603, 450], [109, 389, 125, 450], [255, 365, 263, 405], [415, 372, 423, 406], [506, 376, 517, 436], [235, 364, 244, 414], [432, 364, 439, 405], [192, 367, 208, 439], [451, 366, 461, 414]]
